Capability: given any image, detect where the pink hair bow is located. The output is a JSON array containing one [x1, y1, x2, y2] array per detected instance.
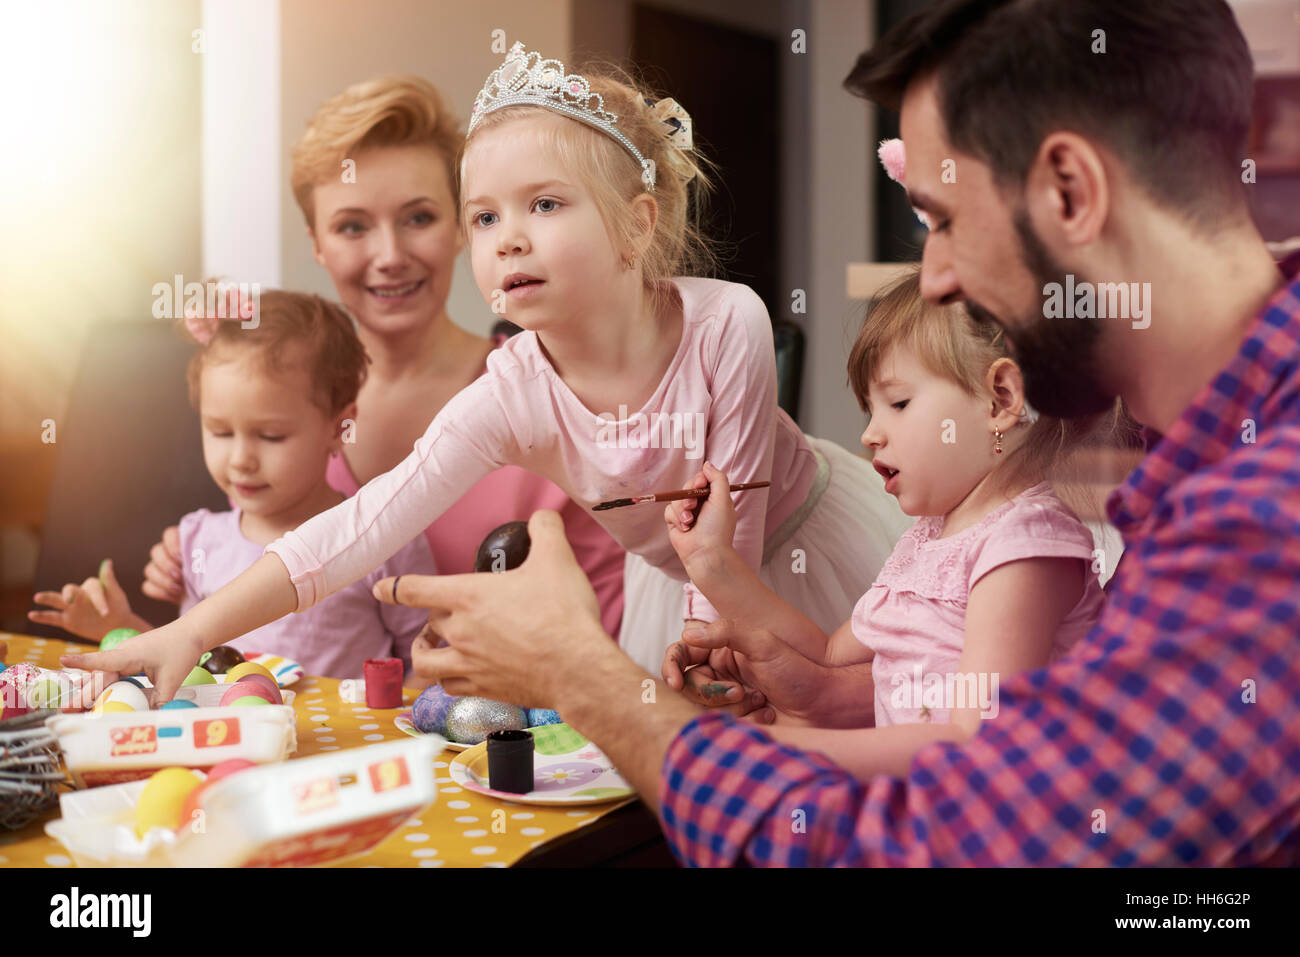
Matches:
[[877, 138, 931, 230], [184, 281, 257, 345]]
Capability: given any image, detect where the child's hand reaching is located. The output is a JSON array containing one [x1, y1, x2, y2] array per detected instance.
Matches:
[[664, 461, 738, 573], [29, 560, 142, 642]]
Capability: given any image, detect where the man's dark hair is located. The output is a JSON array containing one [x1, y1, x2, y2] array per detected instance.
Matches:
[[846, 0, 1255, 228]]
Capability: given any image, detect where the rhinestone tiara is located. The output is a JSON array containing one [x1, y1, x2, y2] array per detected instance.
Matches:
[[468, 42, 656, 191]]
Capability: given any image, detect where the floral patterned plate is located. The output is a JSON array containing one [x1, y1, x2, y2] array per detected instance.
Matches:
[[448, 723, 635, 806]]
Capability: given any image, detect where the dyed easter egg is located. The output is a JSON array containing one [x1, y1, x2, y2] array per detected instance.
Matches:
[[182, 666, 216, 686], [527, 708, 563, 728], [473, 521, 531, 573], [443, 696, 527, 745], [219, 680, 277, 707], [160, 699, 198, 710], [226, 661, 276, 686], [93, 681, 150, 714], [411, 683, 456, 734], [199, 646, 246, 676], [26, 676, 67, 710], [99, 628, 139, 652], [0, 662, 40, 693], [229, 673, 281, 704], [134, 768, 203, 837], [206, 758, 256, 782], [179, 781, 213, 833], [228, 695, 270, 707]]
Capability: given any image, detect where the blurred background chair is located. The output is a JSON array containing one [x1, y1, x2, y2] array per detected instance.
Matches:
[[25, 321, 227, 642]]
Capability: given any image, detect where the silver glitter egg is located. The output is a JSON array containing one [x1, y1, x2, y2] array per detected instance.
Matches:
[[443, 697, 528, 745]]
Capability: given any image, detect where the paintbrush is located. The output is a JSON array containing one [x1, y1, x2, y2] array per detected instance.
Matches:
[[592, 481, 770, 511]]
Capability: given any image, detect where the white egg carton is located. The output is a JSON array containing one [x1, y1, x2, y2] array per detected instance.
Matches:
[[45, 736, 442, 867], [48, 705, 298, 788]]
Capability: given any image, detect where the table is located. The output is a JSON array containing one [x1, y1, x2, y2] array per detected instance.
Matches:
[[0, 633, 674, 868]]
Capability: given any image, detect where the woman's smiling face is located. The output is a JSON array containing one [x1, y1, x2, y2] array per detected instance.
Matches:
[[309, 144, 462, 338]]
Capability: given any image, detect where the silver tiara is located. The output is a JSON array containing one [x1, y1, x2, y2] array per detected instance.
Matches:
[[468, 42, 656, 191]]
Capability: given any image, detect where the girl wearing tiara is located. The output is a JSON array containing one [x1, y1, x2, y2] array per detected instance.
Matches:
[[139, 74, 627, 641], [34, 287, 435, 681], [66, 43, 909, 693]]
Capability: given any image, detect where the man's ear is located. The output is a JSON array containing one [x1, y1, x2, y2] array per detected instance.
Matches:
[[1025, 131, 1108, 250]]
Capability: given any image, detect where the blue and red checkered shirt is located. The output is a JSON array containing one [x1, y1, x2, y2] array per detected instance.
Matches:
[[658, 265, 1300, 866]]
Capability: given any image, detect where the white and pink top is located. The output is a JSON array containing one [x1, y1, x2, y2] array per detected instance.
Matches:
[[266, 277, 819, 622]]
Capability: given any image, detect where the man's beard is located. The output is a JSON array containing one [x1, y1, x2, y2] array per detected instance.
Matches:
[[965, 211, 1118, 419]]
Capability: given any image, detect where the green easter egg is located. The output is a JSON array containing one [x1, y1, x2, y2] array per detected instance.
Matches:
[[230, 695, 270, 707], [181, 666, 216, 686], [100, 628, 140, 651]]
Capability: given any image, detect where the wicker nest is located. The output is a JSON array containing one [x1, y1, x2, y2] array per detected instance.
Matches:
[[0, 711, 65, 830]]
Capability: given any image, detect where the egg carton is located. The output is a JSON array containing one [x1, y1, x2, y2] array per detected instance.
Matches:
[[45, 735, 442, 867], [48, 705, 298, 788]]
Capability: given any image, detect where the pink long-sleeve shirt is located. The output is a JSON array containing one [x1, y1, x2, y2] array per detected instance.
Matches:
[[267, 277, 818, 622]]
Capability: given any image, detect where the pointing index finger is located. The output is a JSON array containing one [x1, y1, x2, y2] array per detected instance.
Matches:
[[372, 573, 477, 612]]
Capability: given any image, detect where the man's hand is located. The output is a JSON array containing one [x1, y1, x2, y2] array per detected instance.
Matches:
[[142, 525, 184, 604], [376, 510, 610, 709], [29, 560, 138, 641], [662, 636, 772, 722], [679, 619, 838, 725]]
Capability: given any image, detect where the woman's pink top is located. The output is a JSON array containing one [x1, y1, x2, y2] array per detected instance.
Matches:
[[268, 277, 818, 623], [326, 454, 625, 639], [854, 482, 1105, 727]]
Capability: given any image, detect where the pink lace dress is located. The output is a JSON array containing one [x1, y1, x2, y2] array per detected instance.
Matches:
[[853, 482, 1106, 726]]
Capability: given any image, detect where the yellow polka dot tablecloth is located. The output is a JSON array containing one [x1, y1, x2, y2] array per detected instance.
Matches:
[[0, 633, 636, 868]]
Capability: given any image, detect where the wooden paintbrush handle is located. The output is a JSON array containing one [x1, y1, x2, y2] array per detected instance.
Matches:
[[656, 481, 770, 503]]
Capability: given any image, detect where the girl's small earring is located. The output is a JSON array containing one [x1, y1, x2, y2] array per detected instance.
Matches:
[[994, 429, 1003, 454], [624, 256, 638, 271]]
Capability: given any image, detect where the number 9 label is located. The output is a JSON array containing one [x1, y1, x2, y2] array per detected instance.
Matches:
[[195, 718, 241, 748], [368, 757, 410, 793]]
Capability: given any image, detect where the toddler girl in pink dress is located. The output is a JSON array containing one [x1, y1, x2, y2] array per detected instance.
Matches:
[[664, 268, 1115, 779], [32, 286, 434, 681]]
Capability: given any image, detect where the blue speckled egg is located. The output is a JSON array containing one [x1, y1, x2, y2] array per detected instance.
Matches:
[[527, 708, 562, 727], [411, 683, 457, 734]]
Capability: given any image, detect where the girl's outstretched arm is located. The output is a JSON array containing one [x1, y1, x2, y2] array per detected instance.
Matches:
[[62, 553, 298, 703], [763, 555, 1086, 779]]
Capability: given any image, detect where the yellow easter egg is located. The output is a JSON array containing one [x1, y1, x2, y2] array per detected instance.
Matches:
[[134, 768, 203, 837], [225, 661, 276, 686]]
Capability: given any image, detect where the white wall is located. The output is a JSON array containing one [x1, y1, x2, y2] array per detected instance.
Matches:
[[796, 0, 876, 452], [202, 0, 282, 286]]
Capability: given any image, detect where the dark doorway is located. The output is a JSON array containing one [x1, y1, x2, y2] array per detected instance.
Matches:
[[631, 4, 781, 312]]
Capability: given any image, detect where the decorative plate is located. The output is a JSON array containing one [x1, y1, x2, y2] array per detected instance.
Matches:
[[448, 723, 634, 806], [214, 653, 304, 688], [393, 711, 472, 751]]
